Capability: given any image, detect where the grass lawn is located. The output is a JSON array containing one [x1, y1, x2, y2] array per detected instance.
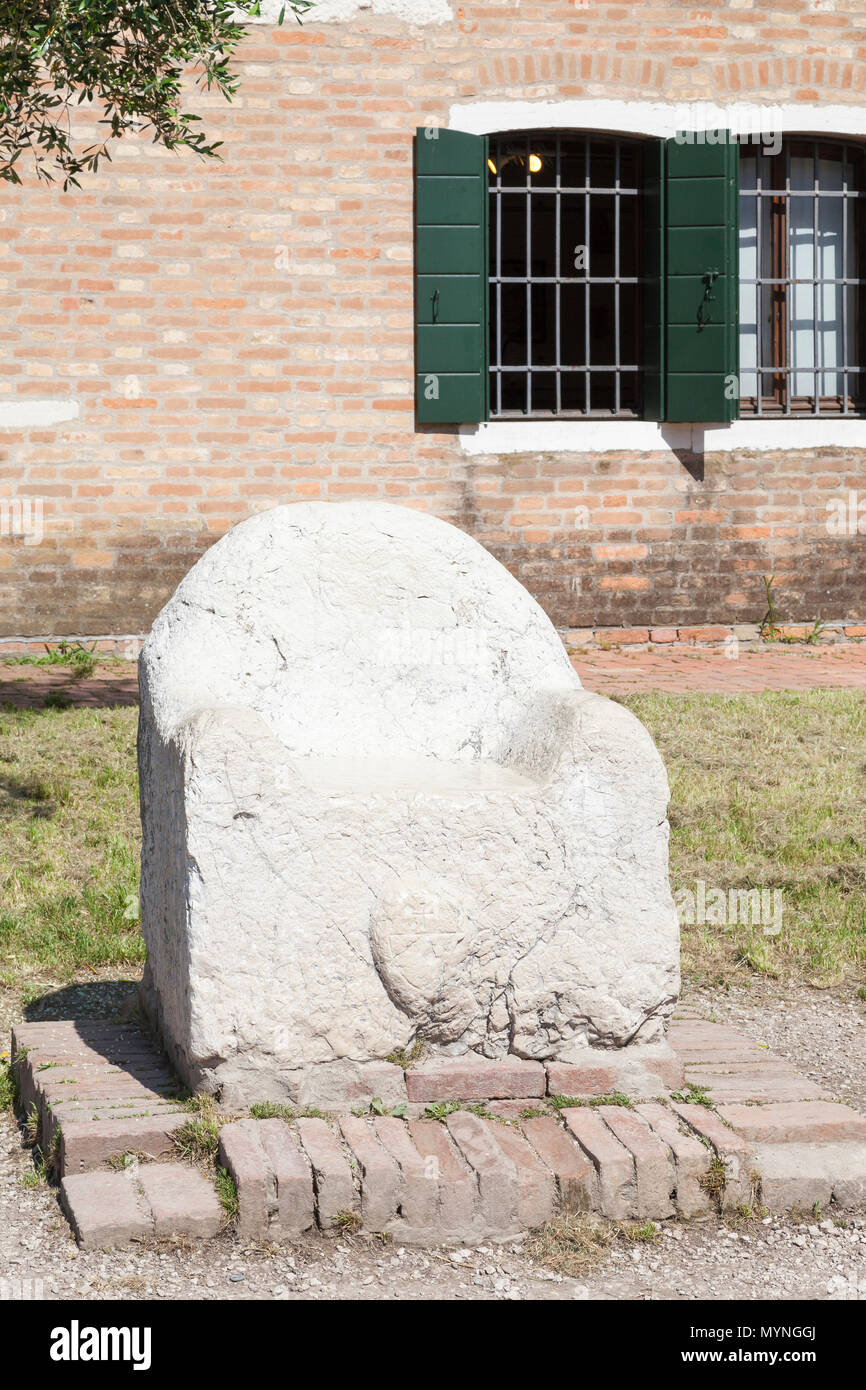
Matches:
[[0, 706, 143, 988], [0, 691, 863, 995]]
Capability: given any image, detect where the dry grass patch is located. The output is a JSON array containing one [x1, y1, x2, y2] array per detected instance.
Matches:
[[527, 1212, 660, 1278]]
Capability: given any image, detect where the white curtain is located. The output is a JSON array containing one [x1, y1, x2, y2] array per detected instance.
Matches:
[[739, 151, 856, 402]]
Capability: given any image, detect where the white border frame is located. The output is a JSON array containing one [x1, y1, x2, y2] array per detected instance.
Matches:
[[451, 100, 866, 455]]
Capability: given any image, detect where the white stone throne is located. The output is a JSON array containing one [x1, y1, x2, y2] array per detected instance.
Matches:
[[138, 501, 679, 1106]]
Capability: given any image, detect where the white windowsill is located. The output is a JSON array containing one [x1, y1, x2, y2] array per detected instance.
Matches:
[[459, 418, 866, 456]]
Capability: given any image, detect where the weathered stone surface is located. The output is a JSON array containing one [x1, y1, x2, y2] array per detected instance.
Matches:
[[755, 1142, 866, 1211], [408, 1119, 479, 1240], [667, 1021, 764, 1059], [406, 1058, 545, 1103], [137, 1164, 222, 1238], [339, 1117, 401, 1232], [561, 1109, 636, 1219], [60, 1171, 152, 1249], [43, 1099, 184, 1155], [599, 1106, 676, 1219], [296, 1117, 357, 1228], [59, 1113, 188, 1176], [445, 1111, 519, 1237], [521, 1117, 596, 1213], [670, 1102, 757, 1210], [683, 1065, 831, 1104], [296, 1062, 406, 1112], [717, 1101, 866, 1146], [373, 1116, 439, 1235], [218, 1120, 271, 1238], [257, 1119, 316, 1237], [138, 502, 679, 1104], [488, 1122, 557, 1229], [636, 1102, 712, 1218], [546, 1043, 683, 1100], [13, 1021, 177, 1122]]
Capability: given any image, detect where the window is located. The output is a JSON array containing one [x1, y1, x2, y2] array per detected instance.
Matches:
[[415, 126, 866, 427], [487, 134, 644, 418], [739, 140, 866, 415]]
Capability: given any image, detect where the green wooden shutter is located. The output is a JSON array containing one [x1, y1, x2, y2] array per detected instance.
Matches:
[[415, 127, 488, 424], [663, 136, 739, 423], [641, 140, 665, 422]]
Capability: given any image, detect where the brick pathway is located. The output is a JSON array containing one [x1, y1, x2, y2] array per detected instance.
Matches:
[[572, 644, 866, 694], [2, 645, 866, 709], [13, 1017, 866, 1249], [0, 662, 138, 709]]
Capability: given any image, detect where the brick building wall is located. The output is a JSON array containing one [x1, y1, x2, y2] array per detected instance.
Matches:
[[1, 0, 865, 639]]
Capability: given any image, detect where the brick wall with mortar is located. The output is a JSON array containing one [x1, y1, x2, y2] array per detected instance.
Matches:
[[1, 0, 865, 638]]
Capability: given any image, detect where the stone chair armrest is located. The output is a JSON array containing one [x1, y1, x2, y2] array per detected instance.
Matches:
[[499, 687, 671, 830], [171, 704, 304, 796]]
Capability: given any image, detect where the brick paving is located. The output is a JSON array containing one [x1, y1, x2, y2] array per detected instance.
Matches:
[[572, 643, 866, 694], [61, 1166, 222, 1249], [13, 1015, 866, 1249], [0, 662, 139, 709], [3, 643, 865, 711]]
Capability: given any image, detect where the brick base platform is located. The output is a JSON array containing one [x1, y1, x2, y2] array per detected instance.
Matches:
[[11, 1016, 866, 1249]]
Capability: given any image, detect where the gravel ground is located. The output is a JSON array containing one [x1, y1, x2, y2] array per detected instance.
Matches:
[[1, 972, 864, 1302]]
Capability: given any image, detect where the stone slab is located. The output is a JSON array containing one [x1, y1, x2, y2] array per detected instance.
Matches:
[[445, 1111, 519, 1238], [561, 1108, 636, 1219], [137, 1164, 222, 1238], [683, 1067, 831, 1104], [339, 1116, 401, 1232], [521, 1116, 596, 1213], [43, 1099, 184, 1153], [257, 1118, 316, 1237], [755, 1142, 866, 1212], [717, 1101, 866, 1145], [599, 1106, 676, 1219], [60, 1171, 152, 1250], [487, 1121, 556, 1229], [636, 1102, 712, 1218], [406, 1059, 545, 1103], [296, 1117, 357, 1229], [296, 1061, 406, 1112], [408, 1119, 480, 1241], [547, 1047, 684, 1099], [670, 1102, 757, 1210], [373, 1115, 439, 1236], [218, 1120, 271, 1239], [60, 1112, 189, 1175]]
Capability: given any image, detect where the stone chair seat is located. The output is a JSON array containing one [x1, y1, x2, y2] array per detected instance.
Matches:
[[290, 755, 538, 796], [138, 501, 680, 1107]]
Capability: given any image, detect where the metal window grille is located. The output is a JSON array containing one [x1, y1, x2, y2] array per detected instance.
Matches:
[[488, 133, 643, 418], [739, 139, 866, 416]]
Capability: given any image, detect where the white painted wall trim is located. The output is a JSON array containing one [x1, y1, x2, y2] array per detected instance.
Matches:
[[247, 0, 452, 24], [460, 419, 866, 457], [0, 399, 79, 429], [448, 100, 866, 141]]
